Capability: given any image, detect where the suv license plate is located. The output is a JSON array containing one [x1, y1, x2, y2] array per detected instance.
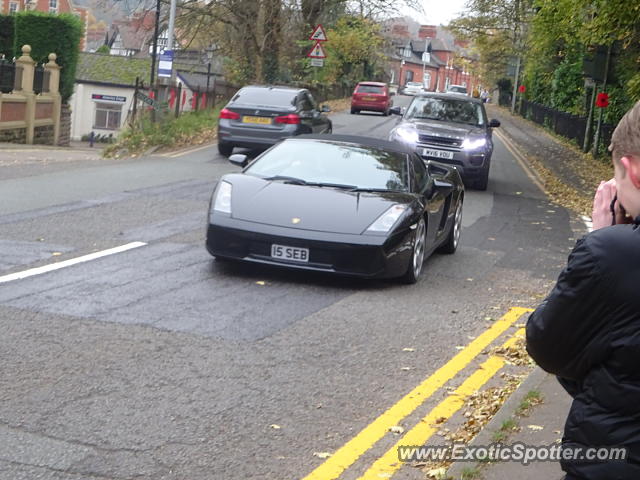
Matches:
[[271, 244, 309, 262], [423, 148, 454, 160]]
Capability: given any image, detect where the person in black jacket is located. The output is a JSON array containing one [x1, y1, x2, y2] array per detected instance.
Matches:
[[527, 100, 640, 480]]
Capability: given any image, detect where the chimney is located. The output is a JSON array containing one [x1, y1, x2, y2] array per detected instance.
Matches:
[[419, 25, 438, 39]]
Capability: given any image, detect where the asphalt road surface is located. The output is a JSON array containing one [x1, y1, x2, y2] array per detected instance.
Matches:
[[0, 96, 583, 480]]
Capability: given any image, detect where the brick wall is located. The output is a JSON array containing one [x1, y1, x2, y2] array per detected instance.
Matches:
[[34, 124, 54, 144], [0, 127, 26, 143], [58, 103, 71, 146]]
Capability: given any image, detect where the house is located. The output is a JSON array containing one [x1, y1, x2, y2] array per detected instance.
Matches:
[[70, 51, 223, 140], [385, 21, 481, 93], [70, 52, 151, 140], [389, 37, 445, 91], [106, 11, 161, 57], [0, 0, 89, 51]]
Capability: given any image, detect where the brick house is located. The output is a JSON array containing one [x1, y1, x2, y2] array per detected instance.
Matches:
[[386, 23, 480, 93], [0, 0, 89, 51]]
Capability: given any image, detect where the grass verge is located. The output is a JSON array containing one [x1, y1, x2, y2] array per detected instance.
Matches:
[[103, 107, 221, 158]]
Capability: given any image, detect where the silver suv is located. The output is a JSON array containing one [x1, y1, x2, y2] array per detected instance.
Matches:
[[388, 93, 500, 190]]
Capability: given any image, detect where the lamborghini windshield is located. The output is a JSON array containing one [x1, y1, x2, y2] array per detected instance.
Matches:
[[246, 139, 409, 192]]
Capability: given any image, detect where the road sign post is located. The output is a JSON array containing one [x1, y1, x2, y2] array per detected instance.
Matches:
[[307, 25, 327, 68]]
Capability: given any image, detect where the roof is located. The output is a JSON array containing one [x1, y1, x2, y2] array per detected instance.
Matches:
[[415, 92, 483, 103], [176, 69, 221, 91], [75, 52, 151, 87], [241, 85, 305, 93], [292, 134, 414, 156], [357, 81, 387, 86], [107, 12, 156, 54]]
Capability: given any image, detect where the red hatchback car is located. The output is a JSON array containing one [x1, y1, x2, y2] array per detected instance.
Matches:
[[351, 82, 393, 116]]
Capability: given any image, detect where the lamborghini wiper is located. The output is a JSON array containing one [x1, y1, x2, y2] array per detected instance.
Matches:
[[304, 182, 358, 189], [263, 175, 308, 185]]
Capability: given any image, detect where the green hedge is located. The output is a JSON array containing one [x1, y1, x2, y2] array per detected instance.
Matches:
[[0, 16, 13, 58], [14, 11, 83, 102]]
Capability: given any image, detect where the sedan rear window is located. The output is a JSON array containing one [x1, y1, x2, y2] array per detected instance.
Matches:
[[357, 85, 385, 94], [246, 139, 409, 191], [405, 97, 485, 126], [231, 87, 297, 107], [448, 86, 467, 94]]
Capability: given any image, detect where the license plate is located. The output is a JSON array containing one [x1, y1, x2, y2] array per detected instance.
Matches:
[[242, 116, 271, 125], [363, 96, 375, 101], [271, 244, 309, 262], [423, 148, 454, 160]]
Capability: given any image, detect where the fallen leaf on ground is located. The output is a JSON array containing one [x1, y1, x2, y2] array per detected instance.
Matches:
[[270, 424, 281, 429], [256, 281, 266, 286], [527, 424, 544, 431], [313, 452, 332, 459], [389, 425, 405, 434], [402, 347, 415, 352], [426, 466, 447, 478]]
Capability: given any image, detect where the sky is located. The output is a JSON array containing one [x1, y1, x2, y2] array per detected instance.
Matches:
[[406, 0, 469, 26]]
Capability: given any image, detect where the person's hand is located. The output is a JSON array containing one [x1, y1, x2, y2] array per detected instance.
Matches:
[[592, 179, 627, 230]]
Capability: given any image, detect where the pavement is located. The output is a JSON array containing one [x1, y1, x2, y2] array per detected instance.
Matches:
[[445, 104, 591, 480]]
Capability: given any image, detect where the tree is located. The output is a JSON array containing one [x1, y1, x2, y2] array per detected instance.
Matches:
[[173, 0, 423, 84], [319, 16, 386, 84], [449, 0, 535, 88]]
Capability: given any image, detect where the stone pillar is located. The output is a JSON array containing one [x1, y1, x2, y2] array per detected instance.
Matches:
[[15, 45, 36, 144], [44, 53, 62, 145]]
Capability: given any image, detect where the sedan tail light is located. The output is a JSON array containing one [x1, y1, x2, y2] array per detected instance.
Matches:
[[219, 108, 240, 120], [274, 114, 301, 124]]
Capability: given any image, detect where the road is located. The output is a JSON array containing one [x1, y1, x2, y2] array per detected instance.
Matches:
[[0, 96, 580, 480]]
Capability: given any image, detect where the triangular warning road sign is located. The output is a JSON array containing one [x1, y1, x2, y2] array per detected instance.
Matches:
[[307, 41, 326, 58], [309, 24, 327, 42]]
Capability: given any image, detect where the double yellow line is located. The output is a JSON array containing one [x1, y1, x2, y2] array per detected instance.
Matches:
[[302, 306, 532, 480]]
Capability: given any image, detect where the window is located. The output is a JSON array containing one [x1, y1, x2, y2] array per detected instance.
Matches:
[[246, 139, 410, 192], [94, 102, 122, 130], [9, 2, 19, 13], [49, 0, 57, 12], [299, 93, 313, 111], [412, 155, 428, 192], [356, 84, 384, 94], [404, 97, 485, 126], [231, 86, 296, 107], [306, 92, 317, 110]]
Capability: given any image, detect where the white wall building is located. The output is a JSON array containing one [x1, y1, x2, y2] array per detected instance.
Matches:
[[69, 83, 135, 141]]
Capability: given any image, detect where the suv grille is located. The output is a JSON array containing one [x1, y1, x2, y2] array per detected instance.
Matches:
[[418, 134, 462, 149]]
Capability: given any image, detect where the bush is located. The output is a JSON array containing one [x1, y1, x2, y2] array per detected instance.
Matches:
[[103, 107, 222, 157], [0, 15, 13, 58], [14, 11, 83, 103]]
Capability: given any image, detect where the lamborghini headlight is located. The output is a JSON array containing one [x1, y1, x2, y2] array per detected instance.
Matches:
[[212, 181, 232, 215], [365, 205, 407, 233]]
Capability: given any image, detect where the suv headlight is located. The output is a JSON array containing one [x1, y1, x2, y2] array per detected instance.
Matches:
[[461, 137, 487, 150], [365, 205, 407, 233], [392, 126, 419, 145], [212, 181, 233, 215]]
